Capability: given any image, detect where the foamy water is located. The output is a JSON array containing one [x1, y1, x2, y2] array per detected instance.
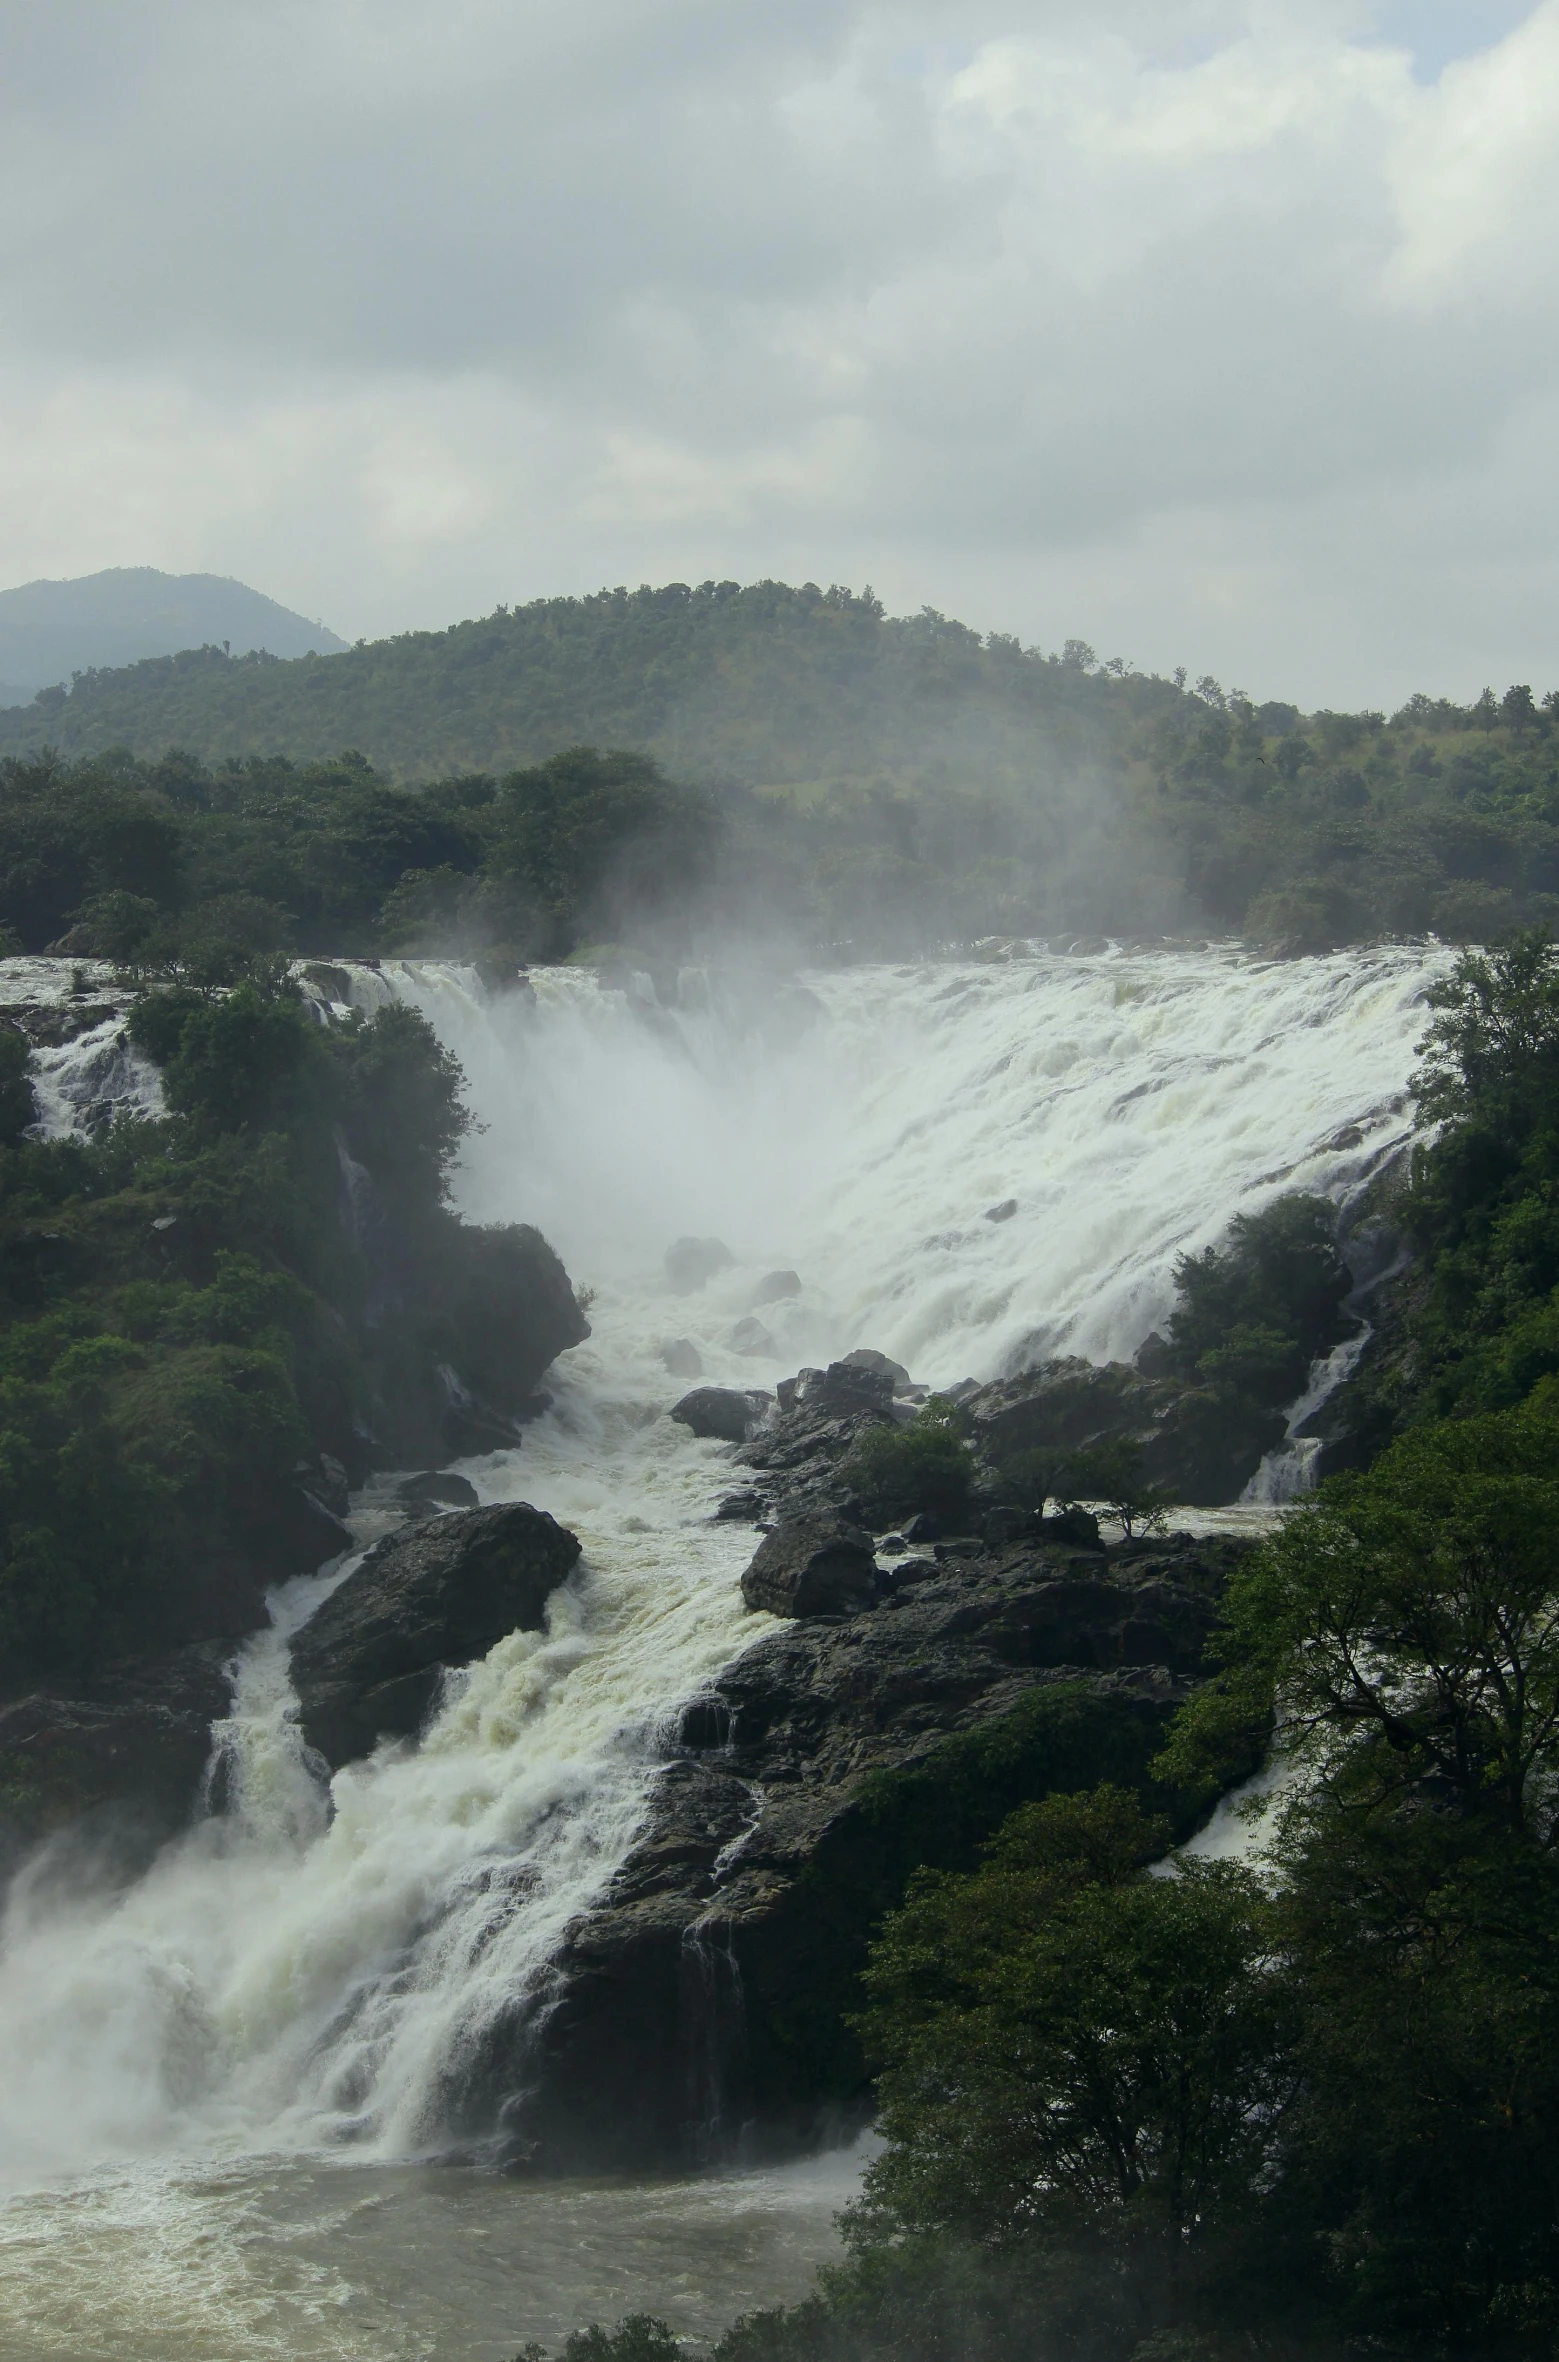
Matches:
[[0, 943, 1444, 2353]]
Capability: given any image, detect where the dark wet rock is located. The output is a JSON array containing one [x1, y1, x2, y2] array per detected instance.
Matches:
[[904, 1511, 938, 1544], [290, 1503, 581, 1770], [661, 1338, 702, 1380], [713, 1489, 766, 1523], [397, 1470, 480, 1508], [753, 1270, 801, 1305], [730, 1316, 775, 1357], [967, 1356, 1284, 1507], [736, 1361, 897, 1526], [740, 1513, 877, 1618], [0, 1642, 234, 1879], [665, 1237, 735, 1294], [984, 1198, 1018, 1223], [371, 1219, 588, 1467], [672, 1387, 773, 1444], [842, 1346, 913, 1389], [510, 1524, 1250, 2172]]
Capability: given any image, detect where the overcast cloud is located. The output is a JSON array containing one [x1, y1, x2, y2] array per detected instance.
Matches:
[[0, 0, 1553, 706]]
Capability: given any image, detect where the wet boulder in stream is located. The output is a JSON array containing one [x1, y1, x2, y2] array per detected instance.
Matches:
[[289, 1502, 581, 1770], [670, 1386, 772, 1443], [740, 1512, 877, 1617]]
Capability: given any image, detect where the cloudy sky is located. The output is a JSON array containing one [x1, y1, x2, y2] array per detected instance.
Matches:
[[0, 0, 1554, 706]]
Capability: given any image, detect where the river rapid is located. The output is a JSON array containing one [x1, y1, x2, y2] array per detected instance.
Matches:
[[0, 942, 1444, 2358]]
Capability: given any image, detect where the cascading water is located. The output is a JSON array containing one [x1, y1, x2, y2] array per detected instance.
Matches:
[[0, 942, 1445, 2358]]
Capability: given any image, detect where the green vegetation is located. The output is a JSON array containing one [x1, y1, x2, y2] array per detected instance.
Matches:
[[3, 582, 1558, 953], [0, 965, 579, 1684], [744, 1685, 1198, 2118], [547, 930, 1559, 2360], [0, 742, 713, 967], [843, 1397, 979, 1528]]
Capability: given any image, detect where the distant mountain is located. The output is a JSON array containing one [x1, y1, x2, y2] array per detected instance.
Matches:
[[0, 567, 346, 704]]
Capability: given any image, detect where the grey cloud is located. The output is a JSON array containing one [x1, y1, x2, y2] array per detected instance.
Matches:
[[0, 0, 1553, 709]]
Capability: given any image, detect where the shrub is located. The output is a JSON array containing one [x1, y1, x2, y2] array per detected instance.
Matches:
[[844, 1398, 977, 1528]]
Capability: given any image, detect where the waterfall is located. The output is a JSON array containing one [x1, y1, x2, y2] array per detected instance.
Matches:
[[0, 942, 1444, 2195]]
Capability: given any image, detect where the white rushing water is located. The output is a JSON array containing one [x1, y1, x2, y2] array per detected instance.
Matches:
[[0, 942, 1445, 2356]]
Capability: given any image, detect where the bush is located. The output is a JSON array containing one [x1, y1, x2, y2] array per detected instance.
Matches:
[[844, 1398, 977, 1528]]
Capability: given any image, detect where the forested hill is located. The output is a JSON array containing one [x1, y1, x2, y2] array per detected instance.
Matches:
[[0, 581, 1132, 787], [1, 577, 1557, 952]]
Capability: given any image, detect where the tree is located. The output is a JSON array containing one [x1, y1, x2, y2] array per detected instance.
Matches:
[[844, 1397, 978, 1528], [1502, 683, 1537, 736], [851, 1789, 1293, 2300]]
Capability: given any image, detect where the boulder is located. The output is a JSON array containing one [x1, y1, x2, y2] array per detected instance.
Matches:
[[396, 1470, 480, 1508], [731, 1316, 775, 1357], [0, 1642, 235, 1878], [289, 1502, 581, 1769], [507, 1524, 1253, 2171], [740, 1513, 877, 1618], [752, 1270, 801, 1305], [665, 1237, 735, 1294], [984, 1198, 1018, 1223], [671, 1387, 772, 1444], [661, 1338, 702, 1380], [842, 1346, 913, 1389]]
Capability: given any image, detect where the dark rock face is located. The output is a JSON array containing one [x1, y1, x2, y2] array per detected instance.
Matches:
[[397, 1471, 480, 1508], [665, 1237, 735, 1294], [730, 1359, 897, 1525], [509, 1525, 1247, 2172], [371, 1219, 589, 1466], [671, 1386, 773, 1444], [0, 1642, 234, 1878], [739, 1513, 877, 1617], [842, 1346, 913, 1388], [968, 1356, 1284, 1507], [289, 1503, 581, 1769]]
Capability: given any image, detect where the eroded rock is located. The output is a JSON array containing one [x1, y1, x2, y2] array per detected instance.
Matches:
[[290, 1502, 581, 1769], [740, 1513, 877, 1617], [671, 1387, 773, 1444]]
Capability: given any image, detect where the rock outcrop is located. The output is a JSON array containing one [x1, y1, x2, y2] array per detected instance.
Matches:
[[967, 1356, 1286, 1506], [0, 1642, 235, 1878], [739, 1512, 877, 1616], [289, 1502, 581, 1769], [671, 1386, 774, 1443], [492, 1522, 1249, 2172], [727, 1357, 899, 1523]]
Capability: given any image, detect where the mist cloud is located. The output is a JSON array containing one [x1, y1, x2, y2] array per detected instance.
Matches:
[[0, 0, 1553, 706]]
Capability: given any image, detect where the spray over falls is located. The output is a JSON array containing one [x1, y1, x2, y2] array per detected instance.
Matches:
[[0, 942, 1442, 2354]]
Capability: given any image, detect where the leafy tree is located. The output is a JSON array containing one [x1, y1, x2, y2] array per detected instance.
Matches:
[[850, 1789, 1292, 2322], [1167, 1193, 1349, 1408], [844, 1397, 978, 1528]]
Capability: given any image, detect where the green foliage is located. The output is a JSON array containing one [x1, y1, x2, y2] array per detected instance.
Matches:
[[0, 966, 483, 1680], [1160, 1403, 1559, 1837], [852, 1791, 1290, 2264], [844, 1398, 978, 1528], [1167, 1194, 1350, 1406], [748, 1686, 1190, 2113], [0, 1024, 36, 1145], [4, 582, 1559, 954]]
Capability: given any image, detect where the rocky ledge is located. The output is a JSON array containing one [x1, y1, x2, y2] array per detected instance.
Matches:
[[492, 1515, 1249, 2173]]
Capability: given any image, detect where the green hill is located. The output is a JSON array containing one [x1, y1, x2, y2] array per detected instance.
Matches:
[[0, 578, 1555, 955]]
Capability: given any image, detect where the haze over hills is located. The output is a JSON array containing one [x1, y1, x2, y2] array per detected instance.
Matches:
[[0, 567, 346, 707], [0, 574, 1553, 957]]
